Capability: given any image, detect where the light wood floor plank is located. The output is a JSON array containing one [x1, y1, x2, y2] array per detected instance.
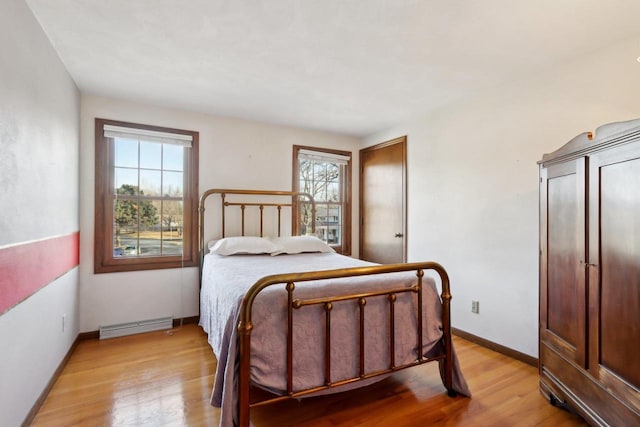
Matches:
[[31, 324, 587, 426]]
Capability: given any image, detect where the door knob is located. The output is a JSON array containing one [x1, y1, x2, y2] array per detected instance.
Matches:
[[394, 233, 403, 238]]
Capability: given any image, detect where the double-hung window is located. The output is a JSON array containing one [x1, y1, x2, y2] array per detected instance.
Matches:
[[94, 119, 199, 273], [293, 145, 352, 255]]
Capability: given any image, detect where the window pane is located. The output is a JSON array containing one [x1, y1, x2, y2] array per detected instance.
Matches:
[[313, 162, 325, 179], [328, 204, 341, 221], [163, 144, 183, 171], [299, 180, 309, 195], [163, 171, 183, 197], [162, 200, 183, 255], [315, 182, 327, 201], [327, 182, 340, 202], [114, 138, 138, 168], [299, 161, 311, 183], [140, 141, 162, 169], [137, 198, 159, 229], [139, 211, 162, 256], [115, 168, 139, 193], [316, 204, 327, 221], [299, 202, 314, 235], [116, 233, 139, 257], [114, 199, 138, 257], [140, 170, 161, 196], [328, 226, 341, 244], [327, 164, 339, 181]]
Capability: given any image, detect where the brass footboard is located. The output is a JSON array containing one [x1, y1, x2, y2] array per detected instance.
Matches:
[[237, 262, 454, 427]]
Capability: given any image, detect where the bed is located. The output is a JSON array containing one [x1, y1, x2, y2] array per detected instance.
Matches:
[[198, 189, 470, 427]]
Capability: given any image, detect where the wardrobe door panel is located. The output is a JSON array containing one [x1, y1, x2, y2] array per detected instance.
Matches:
[[589, 143, 640, 409], [540, 159, 587, 367]]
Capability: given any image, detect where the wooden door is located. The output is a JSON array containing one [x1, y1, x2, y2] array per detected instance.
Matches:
[[359, 136, 406, 263], [588, 142, 640, 409], [539, 158, 587, 368]]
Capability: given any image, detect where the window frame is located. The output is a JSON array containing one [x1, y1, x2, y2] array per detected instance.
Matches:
[[292, 145, 352, 255], [94, 118, 199, 273]]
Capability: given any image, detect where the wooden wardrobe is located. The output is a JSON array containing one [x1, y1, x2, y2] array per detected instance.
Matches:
[[539, 119, 640, 426]]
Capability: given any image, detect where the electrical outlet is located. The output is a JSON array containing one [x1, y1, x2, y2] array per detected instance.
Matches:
[[62, 314, 67, 332], [471, 301, 479, 314]]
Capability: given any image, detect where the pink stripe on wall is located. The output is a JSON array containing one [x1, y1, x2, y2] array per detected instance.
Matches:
[[0, 232, 79, 315]]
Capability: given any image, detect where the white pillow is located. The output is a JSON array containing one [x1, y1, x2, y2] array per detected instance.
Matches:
[[210, 236, 279, 256], [269, 236, 335, 256]]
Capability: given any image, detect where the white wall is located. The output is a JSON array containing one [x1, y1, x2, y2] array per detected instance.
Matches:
[[365, 35, 640, 357], [79, 95, 361, 332], [0, 0, 80, 425]]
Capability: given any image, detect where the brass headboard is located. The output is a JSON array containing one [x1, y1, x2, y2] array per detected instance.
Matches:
[[198, 189, 316, 270]]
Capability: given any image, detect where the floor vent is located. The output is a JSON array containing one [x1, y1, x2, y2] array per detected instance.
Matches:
[[99, 317, 173, 339]]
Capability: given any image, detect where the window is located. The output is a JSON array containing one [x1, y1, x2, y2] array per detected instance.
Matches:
[[94, 119, 199, 273], [293, 145, 351, 255]]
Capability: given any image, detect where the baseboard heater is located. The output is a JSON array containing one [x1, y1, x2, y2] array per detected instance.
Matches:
[[99, 316, 173, 339]]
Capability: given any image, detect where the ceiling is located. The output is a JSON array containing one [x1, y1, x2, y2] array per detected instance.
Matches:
[[25, 0, 640, 136]]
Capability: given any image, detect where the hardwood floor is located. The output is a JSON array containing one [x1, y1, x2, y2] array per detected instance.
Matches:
[[31, 324, 587, 426]]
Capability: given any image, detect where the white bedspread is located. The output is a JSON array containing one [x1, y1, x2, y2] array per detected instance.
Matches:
[[199, 252, 470, 426]]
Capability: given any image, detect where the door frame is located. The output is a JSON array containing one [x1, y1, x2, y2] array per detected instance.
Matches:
[[359, 135, 407, 262]]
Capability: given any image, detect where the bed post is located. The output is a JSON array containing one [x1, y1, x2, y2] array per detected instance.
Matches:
[[439, 268, 456, 396], [237, 320, 252, 427]]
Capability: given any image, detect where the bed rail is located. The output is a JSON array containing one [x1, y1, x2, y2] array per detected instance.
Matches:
[[237, 261, 454, 427]]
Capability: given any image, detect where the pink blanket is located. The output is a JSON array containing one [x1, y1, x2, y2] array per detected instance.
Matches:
[[199, 252, 470, 426]]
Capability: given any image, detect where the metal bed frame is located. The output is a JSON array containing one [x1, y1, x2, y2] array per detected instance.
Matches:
[[198, 189, 455, 427]]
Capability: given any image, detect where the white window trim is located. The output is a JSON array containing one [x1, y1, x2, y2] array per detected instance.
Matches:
[[104, 124, 193, 147]]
